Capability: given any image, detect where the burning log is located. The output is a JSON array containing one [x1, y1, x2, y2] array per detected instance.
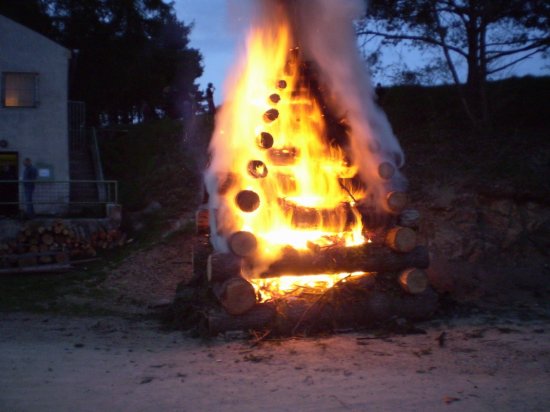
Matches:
[[279, 199, 356, 229], [261, 244, 429, 277], [276, 79, 287, 89], [235, 190, 260, 212], [386, 191, 408, 213], [228, 231, 258, 257], [269, 93, 281, 103], [263, 108, 279, 122], [257, 132, 274, 149], [267, 147, 298, 165], [212, 275, 257, 315], [206, 285, 439, 336], [247, 160, 268, 178], [385, 226, 416, 253], [398, 268, 428, 294]]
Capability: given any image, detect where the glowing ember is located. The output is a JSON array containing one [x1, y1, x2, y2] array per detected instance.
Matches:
[[251, 272, 371, 301]]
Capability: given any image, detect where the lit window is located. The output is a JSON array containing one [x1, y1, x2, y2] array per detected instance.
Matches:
[[2, 72, 39, 108]]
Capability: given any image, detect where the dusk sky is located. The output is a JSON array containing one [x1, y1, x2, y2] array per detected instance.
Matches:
[[174, 0, 549, 104]]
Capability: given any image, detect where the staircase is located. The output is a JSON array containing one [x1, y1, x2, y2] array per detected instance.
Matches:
[[68, 102, 102, 216]]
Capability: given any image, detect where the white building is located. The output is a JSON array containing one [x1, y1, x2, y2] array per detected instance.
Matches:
[[0, 14, 71, 216]]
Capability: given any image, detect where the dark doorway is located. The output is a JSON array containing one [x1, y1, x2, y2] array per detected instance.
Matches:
[[0, 152, 19, 216]]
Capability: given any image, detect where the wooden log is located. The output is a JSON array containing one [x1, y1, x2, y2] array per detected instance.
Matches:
[[235, 190, 260, 212], [55, 252, 68, 264], [39, 255, 53, 264], [263, 108, 279, 122], [207, 252, 242, 282], [228, 231, 257, 257], [206, 285, 439, 336], [398, 268, 428, 294], [386, 191, 408, 213], [257, 132, 274, 149], [279, 199, 356, 229], [261, 245, 429, 277], [378, 162, 395, 180], [41, 233, 54, 246], [212, 275, 257, 315], [385, 226, 416, 253], [195, 207, 210, 235], [268, 147, 298, 165], [208, 303, 277, 335], [247, 160, 268, 178], [398, 209, 420, 228]]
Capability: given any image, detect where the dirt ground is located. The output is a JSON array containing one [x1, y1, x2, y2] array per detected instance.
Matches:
[[1, 308, 550, 411]]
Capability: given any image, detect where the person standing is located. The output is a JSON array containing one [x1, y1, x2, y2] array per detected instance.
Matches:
[[22, 158, 38, 218]]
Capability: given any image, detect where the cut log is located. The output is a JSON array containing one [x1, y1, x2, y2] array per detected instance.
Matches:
[[257, 132, 274, 149], [268, 147, 298, 165], [263, 108, 279, 122], [386, 191, 408, 213], [279, 199, 356, 229], [41, 233, 54, 246], [208, 303, 277, 335], [207, 252, 242, 282], [235, 190, 260, 212], [385, 226, 416, 253], [378, 162, 395, 180], [206, 285, 439, 336], [247, 160, 268, 178], [261, 245, 429, 277], [195, 207, 210, 235], [229, 231, 257, 257], [398, 268, 428, 294], [399, 209, 420, 228], [212, 275, 257, 315]]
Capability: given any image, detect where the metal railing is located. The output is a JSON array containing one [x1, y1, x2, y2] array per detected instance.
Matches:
[[0, 180, 118, 217]]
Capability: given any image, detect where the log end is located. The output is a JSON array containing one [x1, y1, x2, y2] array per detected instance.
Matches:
[[385, 226, 417, 253], [217, 278, 257, 315], [399, 268, 429, 294]]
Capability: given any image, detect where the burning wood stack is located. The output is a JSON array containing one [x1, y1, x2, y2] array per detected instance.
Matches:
[[176, 0, 438, 335]]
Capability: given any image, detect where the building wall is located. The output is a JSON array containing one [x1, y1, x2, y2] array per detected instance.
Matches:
[[0, 15, 71, 214]]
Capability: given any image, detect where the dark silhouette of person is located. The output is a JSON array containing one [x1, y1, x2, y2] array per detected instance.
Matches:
[[206, 83, 216, 114], [22, 158, 38, 218]]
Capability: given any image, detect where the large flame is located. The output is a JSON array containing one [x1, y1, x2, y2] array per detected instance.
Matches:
[[205, 1, 401, 300]]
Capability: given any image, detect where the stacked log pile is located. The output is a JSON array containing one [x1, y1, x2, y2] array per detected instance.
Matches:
[[173, 52, 437, 336], [174, 203, 437, 336], [0, 220, 127, 270]]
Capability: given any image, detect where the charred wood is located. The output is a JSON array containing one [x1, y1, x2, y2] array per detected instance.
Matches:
[[260, 245, 429, 277]]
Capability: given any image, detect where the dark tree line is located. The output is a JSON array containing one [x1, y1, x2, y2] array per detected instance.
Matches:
[[1, 0, 203, 125], [358, 0, 550, 132]]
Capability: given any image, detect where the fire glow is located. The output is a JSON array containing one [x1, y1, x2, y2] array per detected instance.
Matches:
[[205, 0, 404, 301]]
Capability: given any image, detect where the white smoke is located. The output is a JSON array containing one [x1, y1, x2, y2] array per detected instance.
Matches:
[[291, 0, 405, 205]]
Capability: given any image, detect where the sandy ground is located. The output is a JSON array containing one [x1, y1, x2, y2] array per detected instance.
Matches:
[[1, 310, 549, 411]]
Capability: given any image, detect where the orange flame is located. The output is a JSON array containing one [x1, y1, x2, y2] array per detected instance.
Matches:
[[208, 12, 370, 299]]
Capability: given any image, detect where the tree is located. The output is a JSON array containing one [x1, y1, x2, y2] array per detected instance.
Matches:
[[358, 0, 550, 130], [52, 0, 203, 125], [1, 0, 203, 125]]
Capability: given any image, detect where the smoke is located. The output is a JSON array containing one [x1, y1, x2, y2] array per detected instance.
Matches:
[[291, 0, 405, 205]]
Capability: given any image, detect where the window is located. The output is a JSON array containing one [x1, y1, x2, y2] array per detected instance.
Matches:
[[2, 72, 39, 108]]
